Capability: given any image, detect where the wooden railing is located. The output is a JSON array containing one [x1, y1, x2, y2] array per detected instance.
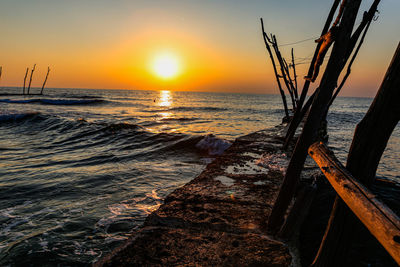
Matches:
[[308, 142, 400, 265]]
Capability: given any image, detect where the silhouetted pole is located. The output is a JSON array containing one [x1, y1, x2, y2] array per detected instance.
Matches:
[[271, 35, 297, 111], [0, 66, 2, 84], [268, 0, 363, 233], [22, 68, 28, 95], [40, 67, 50, 95], [291, 48, 298, 99], [283, 0, 341, 149], [261, 18, 290, 119], [312, 41, 400, 267], [27, 64, 36, 95]]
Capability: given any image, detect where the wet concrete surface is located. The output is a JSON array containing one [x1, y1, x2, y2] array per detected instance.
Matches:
[[96, 125, 294, 266]]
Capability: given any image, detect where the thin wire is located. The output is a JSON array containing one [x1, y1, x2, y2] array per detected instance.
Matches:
[[278, 37, 318, 47]]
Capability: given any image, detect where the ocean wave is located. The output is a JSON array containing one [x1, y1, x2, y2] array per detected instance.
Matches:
[[169, 106, 228, 112], [0, 98, 105, 106], [141, 106, 228, 113], [0, 112, 42, 123], [0, 111, 231, 157], [159, 117, 198, 122]]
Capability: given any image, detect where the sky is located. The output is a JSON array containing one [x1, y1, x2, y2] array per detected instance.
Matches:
[[0, 0, 399, 97]]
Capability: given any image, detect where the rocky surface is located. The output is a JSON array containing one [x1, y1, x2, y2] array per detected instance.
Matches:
[[96, 125, 294, 266]]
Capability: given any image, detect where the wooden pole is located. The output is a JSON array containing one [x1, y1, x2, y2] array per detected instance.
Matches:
[[291, 48, 299, 101], [283, 0, 341, 149], [261, 18, 290, 119], [0, 66, 2, 84], [283, 0, 380, 150], [271, 35, 297, 111], [267, 0, 362, 233], [311, 42, 400, 266], [27, 64, 36, 95], [40, 67, 50, 95], [325, 18, 372, 114], [23, 68, 28, 95], [308, 142, 400, 265]]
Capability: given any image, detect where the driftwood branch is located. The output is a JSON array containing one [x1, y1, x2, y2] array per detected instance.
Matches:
[[40, 67, 50, 95], [261, 18, 290, 118], [27, 64, 36, 95], [271, 35, 297, 111], [23, 68, 28, 95], [308, 142, 400, 265]]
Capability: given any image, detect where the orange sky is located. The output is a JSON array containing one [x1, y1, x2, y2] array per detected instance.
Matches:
[[0, 0, 399, 97]]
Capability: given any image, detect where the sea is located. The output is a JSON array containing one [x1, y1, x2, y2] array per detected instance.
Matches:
[[0, 87, 398, 266]]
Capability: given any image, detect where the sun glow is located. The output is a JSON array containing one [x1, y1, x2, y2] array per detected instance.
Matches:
[[152, 52, 180, 79]]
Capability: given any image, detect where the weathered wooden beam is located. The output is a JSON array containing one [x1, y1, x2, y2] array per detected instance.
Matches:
[[308, 142, 400, 265]]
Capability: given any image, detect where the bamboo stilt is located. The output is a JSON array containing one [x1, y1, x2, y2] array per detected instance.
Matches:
[[40, 67, 50, 95], [27, 64, 36, 95], [23, 68, 28, 95]]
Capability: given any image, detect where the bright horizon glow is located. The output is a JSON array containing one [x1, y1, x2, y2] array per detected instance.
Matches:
[[1, 0, 399, 96], [152, 53, 180, 79]]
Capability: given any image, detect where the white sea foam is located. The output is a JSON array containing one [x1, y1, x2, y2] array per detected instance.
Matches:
[[195, 134, 231, 156]]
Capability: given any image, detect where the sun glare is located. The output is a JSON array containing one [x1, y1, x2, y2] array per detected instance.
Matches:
[[152, 53, 180, 79]]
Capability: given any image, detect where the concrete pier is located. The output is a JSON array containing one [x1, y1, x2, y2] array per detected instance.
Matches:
[[96, 125, 295, 266]]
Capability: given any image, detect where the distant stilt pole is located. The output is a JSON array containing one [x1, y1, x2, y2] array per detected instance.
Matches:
[[40, 67, 50, 95], [23, 68, 29, 95], [27, 64, 36, 95], [0, 66, 3, 83]]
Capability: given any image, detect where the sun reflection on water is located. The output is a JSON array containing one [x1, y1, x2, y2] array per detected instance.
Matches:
[[158, 90, 172, 107]]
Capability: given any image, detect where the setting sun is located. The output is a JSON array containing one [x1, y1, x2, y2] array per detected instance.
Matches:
[[152, 52, 180, 79]]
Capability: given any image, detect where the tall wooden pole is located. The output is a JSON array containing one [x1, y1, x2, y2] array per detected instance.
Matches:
[[23, 68, 28, 95], [283, 0, 341, 149], [40, 67, 50, 95], [27, 64, 36, 95], [312, 41, 400, 267], [268, 0, 362, 233], [291, 48, 298, 100], [261, 19, 290, 118]]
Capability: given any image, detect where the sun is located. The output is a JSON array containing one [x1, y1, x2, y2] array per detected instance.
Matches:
[[152, 52, 180, 79]]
